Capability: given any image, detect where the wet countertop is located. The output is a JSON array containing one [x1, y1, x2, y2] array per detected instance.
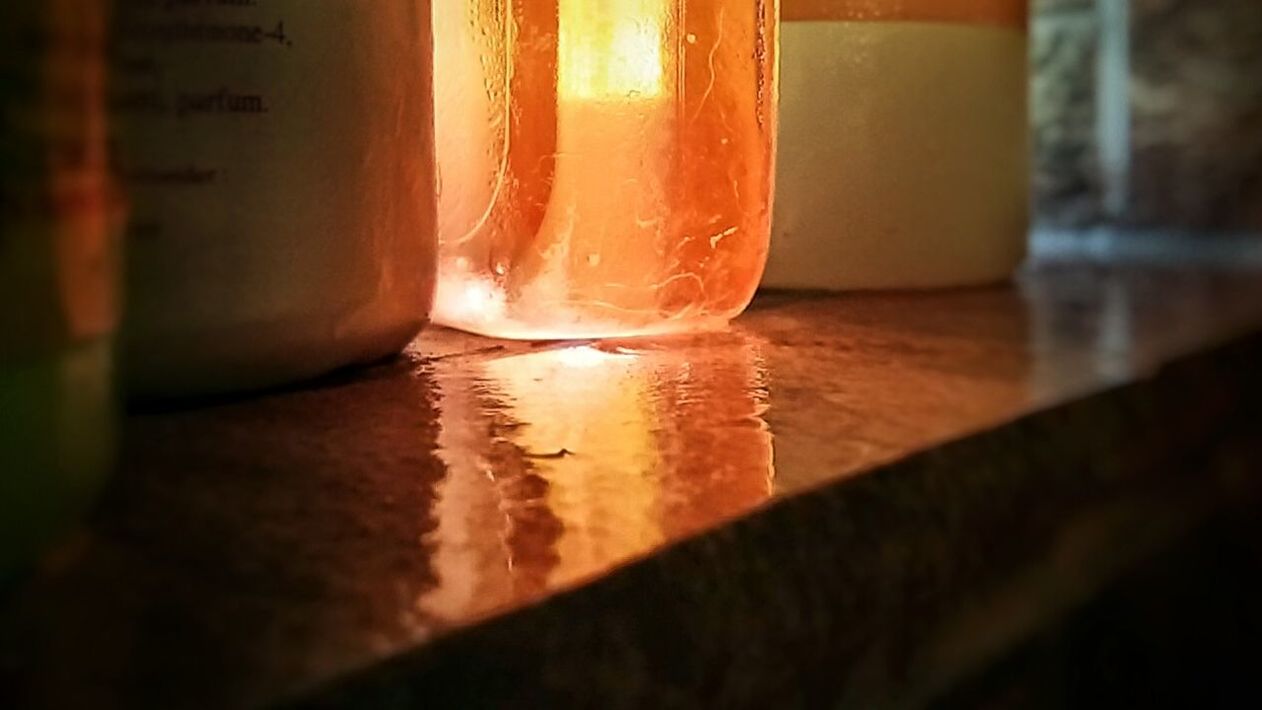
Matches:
[[5, 234, 1262, 709]]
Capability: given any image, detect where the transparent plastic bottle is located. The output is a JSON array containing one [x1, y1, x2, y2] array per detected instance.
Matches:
[[434, 1, 778, 340], [1, 0, 118, 576], [766, 0, 1029, 290], [113, 1, 437, 397]]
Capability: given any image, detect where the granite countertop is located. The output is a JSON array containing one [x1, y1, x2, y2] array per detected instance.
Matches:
[[4, 234, 1262, 709]]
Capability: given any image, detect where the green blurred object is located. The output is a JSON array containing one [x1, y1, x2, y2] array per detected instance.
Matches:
[[1, 0, 118, 580], [0, 344, 115, 577]]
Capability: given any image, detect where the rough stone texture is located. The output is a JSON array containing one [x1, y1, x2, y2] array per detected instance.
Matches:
[[1128, 0, 1262, 231]]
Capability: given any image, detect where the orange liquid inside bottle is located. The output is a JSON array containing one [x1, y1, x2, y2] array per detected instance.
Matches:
[[434, 1, 778, 340]]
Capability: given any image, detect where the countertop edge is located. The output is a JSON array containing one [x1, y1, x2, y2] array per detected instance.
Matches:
[[288, 329, 1262, 709]]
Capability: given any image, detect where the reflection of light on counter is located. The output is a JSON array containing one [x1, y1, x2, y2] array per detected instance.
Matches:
[[553, 345, 635, 369], [486, 346, 662, 588], [423, 334, 776, 621], [414, 366, 515, 625]]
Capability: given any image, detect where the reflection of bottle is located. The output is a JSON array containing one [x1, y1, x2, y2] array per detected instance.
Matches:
[[766, 0, 1029, 291], [433, 1, 778, 340], [1, 0, 118, 576], [113, 1, 437, 397], [422, 337, 774, 621]]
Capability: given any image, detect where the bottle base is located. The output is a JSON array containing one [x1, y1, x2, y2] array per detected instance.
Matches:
[[432, 274, 744, 341], [123, 314, 427, 400]]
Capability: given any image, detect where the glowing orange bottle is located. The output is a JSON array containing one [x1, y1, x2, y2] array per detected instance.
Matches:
[[434, 1, 778, 340]]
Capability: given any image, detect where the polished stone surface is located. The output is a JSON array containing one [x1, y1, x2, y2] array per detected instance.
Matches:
[[3, 240, 1262, 709]]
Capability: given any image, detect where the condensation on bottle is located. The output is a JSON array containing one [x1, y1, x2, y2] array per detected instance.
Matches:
[[434, 1, 778, 340]]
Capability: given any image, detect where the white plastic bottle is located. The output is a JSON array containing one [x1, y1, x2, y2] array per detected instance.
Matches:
[[113, 1, 437, 397]]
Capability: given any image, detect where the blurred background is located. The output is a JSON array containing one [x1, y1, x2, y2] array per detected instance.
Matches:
[[1033, 0, 1262, 233]]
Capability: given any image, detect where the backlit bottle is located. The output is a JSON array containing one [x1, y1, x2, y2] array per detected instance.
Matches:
[[434, 1, 778, 340]]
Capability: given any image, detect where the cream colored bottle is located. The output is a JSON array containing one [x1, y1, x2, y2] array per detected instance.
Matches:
[[766, 0, 1029, 290], [113, 1, 437, 397], [2, 0, 119, 577]]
